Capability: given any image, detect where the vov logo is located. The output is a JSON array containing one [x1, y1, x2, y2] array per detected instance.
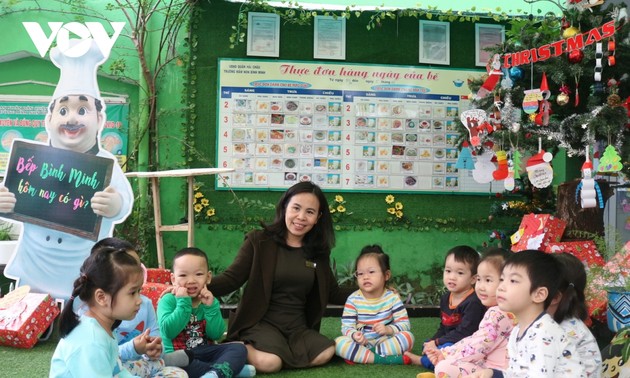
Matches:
[[23, 21, 125, 58]]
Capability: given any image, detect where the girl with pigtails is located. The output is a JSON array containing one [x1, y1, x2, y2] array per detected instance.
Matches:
[[50, 246, 144, 377]]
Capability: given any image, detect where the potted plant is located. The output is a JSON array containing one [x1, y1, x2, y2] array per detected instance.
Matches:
[[586, 240, 630, 332], [0, 220, 20, 266]]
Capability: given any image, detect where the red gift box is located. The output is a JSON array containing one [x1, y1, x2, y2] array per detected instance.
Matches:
[[141, 283, 170, 310], [0, 293, 59, 348], [511, 213, 567, 252], [544, 240, 605, 267], [146, 268, 171, 284]]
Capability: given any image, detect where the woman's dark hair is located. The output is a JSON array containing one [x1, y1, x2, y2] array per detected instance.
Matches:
[[356, 244, 391, 282], [552, 252, 588, 322], [262, 181, 335, 259], [59, 245, 142, 337]]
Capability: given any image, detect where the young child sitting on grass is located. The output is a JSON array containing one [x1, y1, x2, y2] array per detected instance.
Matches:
[[408, 247, 516, 377], [158, 247, 253, 378], [334, 245, 414, 365], [417, 245, 486, 370], [549, 253, 601, 377], [468, 250, 584, 378]]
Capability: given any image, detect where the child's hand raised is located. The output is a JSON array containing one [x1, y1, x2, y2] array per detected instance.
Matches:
[[198, 287, 214, 305], [174, 285, 188, 298], [144, 335, 163, 360], [132, 329, 151, 355], [372, 323, 393, 336]]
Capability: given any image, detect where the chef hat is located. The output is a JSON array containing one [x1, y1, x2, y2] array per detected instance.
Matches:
[[526, 150, 553, 170], [50, 39, 107, 100]]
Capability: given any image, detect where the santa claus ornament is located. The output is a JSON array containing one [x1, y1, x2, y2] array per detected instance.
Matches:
[[526, 141, 554, 188]]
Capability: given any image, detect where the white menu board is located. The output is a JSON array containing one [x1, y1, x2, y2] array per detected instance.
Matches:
[[217, 59, 496, 193]]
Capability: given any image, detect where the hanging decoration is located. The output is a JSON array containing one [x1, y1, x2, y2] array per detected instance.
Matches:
[[576, 148, 604, 209], [472, 148, 496, 184], [492, 150, 509, 180], [556, 84, 571, 106], [568, 49, 585, 64], [594, 42, 603, 82], [512, 150, 523, 179], [455, 141, 475, 170], [607, 78, 622, 106], [476, 54, 503, 100], [526, 138, 554, 188], [501, 21, 614, 68], [460, 109, 488, 147], [608, 37, 616, 66], [504, 155, 515, 191], [523, 88, 542, 114], [535, 73, 551, 126], [598, 145, 623, 172]]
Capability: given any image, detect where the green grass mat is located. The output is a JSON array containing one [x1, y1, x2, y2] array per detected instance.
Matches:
[[0, 317, 439, 377]]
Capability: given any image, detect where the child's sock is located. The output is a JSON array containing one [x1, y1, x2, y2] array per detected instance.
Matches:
[[235, 364, 256, 377], [373, 353, 412, 365], [163, 350, 190, 367], [200, 372, 219, 378]]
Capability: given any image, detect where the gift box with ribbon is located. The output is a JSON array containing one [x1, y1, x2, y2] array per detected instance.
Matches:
[[544, 240, 605, 267], [511, 213, 567, 252], [0, 288, 59, 348]]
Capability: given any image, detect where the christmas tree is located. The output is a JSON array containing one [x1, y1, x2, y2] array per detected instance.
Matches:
[[459, 1, 630, 179]]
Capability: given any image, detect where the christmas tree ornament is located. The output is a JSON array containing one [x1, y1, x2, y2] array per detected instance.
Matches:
[[608, 37, 616, 66], [528, 113, 537, 123], [556, 93, 570, 105], [512, 150, 523, 179], [504, 157, 515, 191], [568, 49, 584, 64], [455, 141, 475, 170], [492, 150, 509, 180], [500, 67, 513, 89], [523, 89, 542, 114], [598, 145, 623, 172], [561, 16, 570, 30], [607, 78, 621, 106], [576, 149, 603, 209], [508, 67, 523, 81], [563, 26, 580, 39], [511, 122, 521, 132], [594, 42, 603, 82], [472, 149, 496, 184], [536, 73, 551, 126], [526, 139, 554, 189], [475, 54, 503, 100], [460, 109, 487, 147], [556, 84, 571, 106]]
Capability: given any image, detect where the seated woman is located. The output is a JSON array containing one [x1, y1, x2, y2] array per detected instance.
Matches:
[[207, 181, 354, 373]]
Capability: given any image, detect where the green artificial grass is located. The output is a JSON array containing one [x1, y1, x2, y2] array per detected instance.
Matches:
[[0, 317, 439, 377]]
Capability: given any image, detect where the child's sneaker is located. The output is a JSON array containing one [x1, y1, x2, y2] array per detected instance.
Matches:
[[236, 364, 256, 377]]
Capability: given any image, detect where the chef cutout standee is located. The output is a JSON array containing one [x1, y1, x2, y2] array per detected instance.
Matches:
[[0, 39, 133, 300]]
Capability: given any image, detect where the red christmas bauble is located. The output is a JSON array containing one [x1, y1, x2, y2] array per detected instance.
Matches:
[[568, 49, 584, 64]]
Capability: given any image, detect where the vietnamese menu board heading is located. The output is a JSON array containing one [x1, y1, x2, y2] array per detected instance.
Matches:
[[217, 58, 491, 193]]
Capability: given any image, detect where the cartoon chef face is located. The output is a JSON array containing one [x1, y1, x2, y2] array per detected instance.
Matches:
[[46, 94, 103, 153]]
